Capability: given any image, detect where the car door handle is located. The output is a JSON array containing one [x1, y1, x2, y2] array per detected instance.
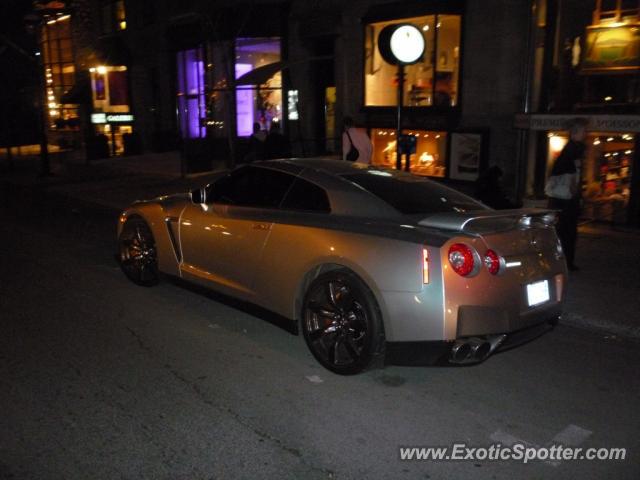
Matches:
[[252, 223, 270, 230]]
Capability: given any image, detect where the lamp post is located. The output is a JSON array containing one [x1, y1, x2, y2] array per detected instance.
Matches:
[[377, 24, 425, 171]]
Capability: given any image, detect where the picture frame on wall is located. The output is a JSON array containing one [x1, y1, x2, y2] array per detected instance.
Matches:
[[448, 132, 484, 181]]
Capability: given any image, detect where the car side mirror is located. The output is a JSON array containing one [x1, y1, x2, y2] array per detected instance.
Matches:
[[190, 187, 207, 204]]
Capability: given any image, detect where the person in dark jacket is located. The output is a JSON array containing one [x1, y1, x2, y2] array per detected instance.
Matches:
[[244, 122, 266, 163], [264, 121, 290, 159], [545, 118, 588, 271]]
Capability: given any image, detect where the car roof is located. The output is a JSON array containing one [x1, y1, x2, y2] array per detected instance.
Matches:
[[254, 158, 403, 219], [259, 157, 372, 176]]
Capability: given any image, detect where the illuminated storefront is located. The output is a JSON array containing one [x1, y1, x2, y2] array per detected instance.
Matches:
[[40, 13, 78, 130], [519, 0, 640, 225], [176, 38, 283, 140], [365, 14, 461, 107], [362, 1, 470, 182], [89, 65, 134, 155], [370, 129, 447, 177], [545, 127, 635, 223]]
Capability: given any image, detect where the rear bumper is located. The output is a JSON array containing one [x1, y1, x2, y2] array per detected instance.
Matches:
[[385, 315, 558, 366], [456, 302, 563, 337]]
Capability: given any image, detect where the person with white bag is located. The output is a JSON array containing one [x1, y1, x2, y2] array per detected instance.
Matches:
[[545, 118, 588, 271]]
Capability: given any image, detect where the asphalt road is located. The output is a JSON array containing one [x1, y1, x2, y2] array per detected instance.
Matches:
[[1, 184, 639, 480]]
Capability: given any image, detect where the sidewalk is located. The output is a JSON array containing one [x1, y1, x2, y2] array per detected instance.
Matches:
[[2, 150, 639, 339], [561, 224, 640, 339], [1, 149, 226, 211]]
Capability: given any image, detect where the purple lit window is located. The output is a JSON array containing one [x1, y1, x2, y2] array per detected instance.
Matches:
[[235, 63, 253, 137], [234, 38, 282, 137], [176, 48, 205, 138]]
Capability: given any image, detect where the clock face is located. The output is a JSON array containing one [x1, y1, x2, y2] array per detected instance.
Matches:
[[389, 25, 425, 64]]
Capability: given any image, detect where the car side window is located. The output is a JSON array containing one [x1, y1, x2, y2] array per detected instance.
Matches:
[[280, 177, 331, 213], [209, 166, 296, 209]]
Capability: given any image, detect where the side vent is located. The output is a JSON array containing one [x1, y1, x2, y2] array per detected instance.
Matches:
[[165, 216, 182, 263]]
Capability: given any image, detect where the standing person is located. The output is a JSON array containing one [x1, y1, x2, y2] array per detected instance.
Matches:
[[342, 116, 372, 164], [545, 118, 588, 271], [264, 121, 290, 159], [244, 122, 266, 163]]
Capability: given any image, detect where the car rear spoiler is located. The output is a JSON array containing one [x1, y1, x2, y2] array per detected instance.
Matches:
[[417, 208, 558, 233]]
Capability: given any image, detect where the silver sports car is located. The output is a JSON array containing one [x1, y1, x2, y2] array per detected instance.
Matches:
[[117, 159, 567, 374]]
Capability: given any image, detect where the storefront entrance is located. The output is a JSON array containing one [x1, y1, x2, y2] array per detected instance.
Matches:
[[94, 123, 133, 156], [547, 131, 635, 224], [518, 114, 640, 226]]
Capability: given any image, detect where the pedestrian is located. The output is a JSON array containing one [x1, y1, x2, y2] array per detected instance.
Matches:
[[545, 118, 588, 271], [342, 116, 372, 164], [264, 121, 290, 159], [244, 122, 267, 163]]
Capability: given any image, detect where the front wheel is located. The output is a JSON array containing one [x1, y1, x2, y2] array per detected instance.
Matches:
[[301, 270, 385, 375], [118, 217, 159, 287]]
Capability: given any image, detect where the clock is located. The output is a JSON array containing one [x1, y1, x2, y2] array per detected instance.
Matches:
[[378, 23, 425, 65]]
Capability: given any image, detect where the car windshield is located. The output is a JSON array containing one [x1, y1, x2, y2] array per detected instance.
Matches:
[[342, 170, 488, 215]]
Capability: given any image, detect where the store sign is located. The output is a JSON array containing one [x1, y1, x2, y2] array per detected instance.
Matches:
[[91, 113, 106, 124], [515, 114, 640, 133], [91, 113, 134, 124]]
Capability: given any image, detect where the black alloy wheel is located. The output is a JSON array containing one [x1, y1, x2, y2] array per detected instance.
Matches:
[[118, 217, 159, 287], [302, 270, 385, 375]]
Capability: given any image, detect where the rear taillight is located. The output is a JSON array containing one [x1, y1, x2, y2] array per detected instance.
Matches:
[[423, 247, 429, 284], [448, 243, 477, 277], [484, 249, 501, 275]]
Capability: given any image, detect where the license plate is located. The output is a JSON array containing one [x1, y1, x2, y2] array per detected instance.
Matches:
[[527, 280, 550, 306]]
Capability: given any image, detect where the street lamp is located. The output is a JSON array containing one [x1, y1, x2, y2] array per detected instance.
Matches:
[[378, 23, 425, 171]]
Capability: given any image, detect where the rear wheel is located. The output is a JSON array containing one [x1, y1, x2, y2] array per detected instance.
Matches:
[[118, 217, 159, 286], [301, 270, 385, 375]]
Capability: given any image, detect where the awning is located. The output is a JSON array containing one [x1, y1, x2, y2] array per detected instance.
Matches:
[[235, 56, 332, 86], [235, 62, 283, 86]]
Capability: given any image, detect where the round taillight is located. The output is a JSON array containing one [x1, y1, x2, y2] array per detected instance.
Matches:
[[448, 243, 476, 277], [484, 249, 501, 275]]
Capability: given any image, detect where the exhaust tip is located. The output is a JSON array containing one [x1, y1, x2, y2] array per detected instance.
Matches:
[[451, 341, 471, 363], [473, 342, 491, 361]]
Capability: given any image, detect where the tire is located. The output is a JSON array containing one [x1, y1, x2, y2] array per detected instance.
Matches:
[[301, 269, 385, 375], [118, 217, 159, 287]]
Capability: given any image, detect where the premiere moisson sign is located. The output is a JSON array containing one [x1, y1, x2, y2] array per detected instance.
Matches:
[[91, 113, 134, 124], [515, 114, 640, 133]]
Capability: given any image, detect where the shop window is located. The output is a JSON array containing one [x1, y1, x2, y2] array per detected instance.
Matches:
[[234, 38, 282, 137], [203, 41, 231, 138], [546, 132, 634, 222], [90, 66, 130, 113], [176, 47, 206, 139], [40, 14, 78, 129], [537, 0, 640, 110], [365, 14, 461, 107], [371, 128, 447, 177], [108, 71, 129, 106]]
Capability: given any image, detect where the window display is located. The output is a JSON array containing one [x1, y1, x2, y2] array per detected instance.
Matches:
[[371, 128, 447, 177], [546, 131, 634, 222], [234, 38, 282, 137], [176, 48, 206, 139], [365, 14, 461, 107]]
